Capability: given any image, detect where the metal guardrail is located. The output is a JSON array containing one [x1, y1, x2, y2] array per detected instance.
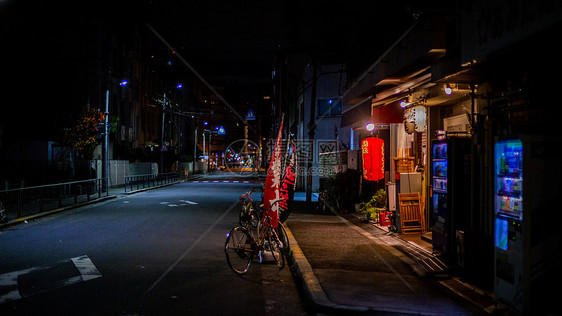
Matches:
[[0, 178, 109, 220], [0, 173, 183, 223], [124, 172, 181, 193]]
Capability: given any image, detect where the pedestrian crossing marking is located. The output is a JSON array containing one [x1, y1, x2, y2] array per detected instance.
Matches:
[[0, 255, 101, 304]]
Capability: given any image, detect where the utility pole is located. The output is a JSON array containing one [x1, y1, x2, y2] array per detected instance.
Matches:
[[202, 132, 206, 173], [306, 56, 317, 202], [160, 92, 166, 174], [102, 89, 110, 192], [193, 126, 197, 174]]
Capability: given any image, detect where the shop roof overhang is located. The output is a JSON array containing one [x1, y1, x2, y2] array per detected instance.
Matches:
[[341, 72, 433, 128], [341, 16, 448, 128], [341, 73, 474, 129]]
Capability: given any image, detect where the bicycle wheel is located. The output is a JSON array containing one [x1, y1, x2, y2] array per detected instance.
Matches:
[[225, 226, 254, 274], [276, 225, 290, 256], [267, 227, 285, 269], [238, 202, 252, 227], [246, 210, 259, 240]]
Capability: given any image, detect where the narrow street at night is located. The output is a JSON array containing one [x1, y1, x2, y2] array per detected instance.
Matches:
[[2, 1, 562, 315], [0, 181, 306, 315]]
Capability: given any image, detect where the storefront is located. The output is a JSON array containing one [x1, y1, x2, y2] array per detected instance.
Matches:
[[341, 1, 562, 313]]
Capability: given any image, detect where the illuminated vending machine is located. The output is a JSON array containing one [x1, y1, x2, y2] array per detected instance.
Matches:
[[431, 141, 449, 255], [431, 138, 471, 264], [494, 137, 562, 314], [494, 139, 526, 313]]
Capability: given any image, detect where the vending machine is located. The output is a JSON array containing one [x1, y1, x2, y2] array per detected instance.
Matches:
[[431, 137, 471, 263], [494, 136, 562, 314], [431, 140, 449, 255]]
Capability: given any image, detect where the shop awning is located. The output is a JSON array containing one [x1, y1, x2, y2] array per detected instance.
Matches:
[[341, 73, 432, 128]]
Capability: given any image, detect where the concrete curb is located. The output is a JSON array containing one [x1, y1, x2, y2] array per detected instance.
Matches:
[[282, 223, 369, 314]]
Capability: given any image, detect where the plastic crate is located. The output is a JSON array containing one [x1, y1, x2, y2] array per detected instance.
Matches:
[[393, 157, 415, 173]]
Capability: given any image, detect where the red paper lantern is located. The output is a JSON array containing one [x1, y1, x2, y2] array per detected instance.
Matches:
[[362, 137, 384, 181]]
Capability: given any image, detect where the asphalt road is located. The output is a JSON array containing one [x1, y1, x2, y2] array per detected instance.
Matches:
[[0, 181, 307, 315]]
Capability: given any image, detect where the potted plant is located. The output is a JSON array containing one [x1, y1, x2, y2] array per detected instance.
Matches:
[[359, 189, 387, 222]]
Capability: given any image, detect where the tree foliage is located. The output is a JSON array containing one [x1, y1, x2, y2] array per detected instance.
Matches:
[[64, 107, 105, 158]]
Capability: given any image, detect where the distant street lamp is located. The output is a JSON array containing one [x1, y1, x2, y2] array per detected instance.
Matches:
[[203, 128, 225, 172], [103, 79, 128, 191]]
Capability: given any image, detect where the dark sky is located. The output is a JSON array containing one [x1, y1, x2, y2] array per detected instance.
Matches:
[[0, 0, 436, 141], [146, 0, 286, 86], [144, 0, 424, 83]]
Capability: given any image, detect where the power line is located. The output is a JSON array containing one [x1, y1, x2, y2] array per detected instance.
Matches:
[[145, 23, 257, 135]]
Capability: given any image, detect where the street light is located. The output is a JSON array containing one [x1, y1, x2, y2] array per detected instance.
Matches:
[[203, 128, 226, 172], [159, 84, 183, 173], [103, 79, 128, 192]]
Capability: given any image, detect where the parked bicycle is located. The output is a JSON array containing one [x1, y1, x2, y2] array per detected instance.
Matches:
[[316, 190, 335, 214], [225, 194, 287, 275], [0, 202, 6, 223], [238, 189, 259, 230]]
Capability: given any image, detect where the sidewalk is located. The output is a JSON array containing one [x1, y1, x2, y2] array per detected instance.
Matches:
[[283, 204, 499, 315]]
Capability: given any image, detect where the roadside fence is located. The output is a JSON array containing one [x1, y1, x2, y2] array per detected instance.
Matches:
[[0, 178, 108, 221], [124, 172, 181, 193], [0, 172, 184, 224]]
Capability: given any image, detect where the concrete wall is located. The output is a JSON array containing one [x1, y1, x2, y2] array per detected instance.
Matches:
[[91, 160, 158, 187]]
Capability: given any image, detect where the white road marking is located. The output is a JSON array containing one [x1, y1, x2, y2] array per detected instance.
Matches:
[[0, 255, 102, 304], [71, 255, 102, 281]]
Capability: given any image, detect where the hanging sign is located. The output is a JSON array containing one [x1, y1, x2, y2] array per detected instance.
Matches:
[[404, 105, 426, 132], [361, 137, 384, 181]]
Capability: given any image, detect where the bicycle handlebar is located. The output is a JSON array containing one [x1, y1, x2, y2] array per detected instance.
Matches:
[[239, 188, 256, 201]]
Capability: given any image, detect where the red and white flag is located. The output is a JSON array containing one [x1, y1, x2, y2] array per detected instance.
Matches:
[[263, 115, 284, 228]]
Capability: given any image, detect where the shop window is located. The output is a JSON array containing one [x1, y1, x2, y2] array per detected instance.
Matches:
[[317, 98, 342, 117]]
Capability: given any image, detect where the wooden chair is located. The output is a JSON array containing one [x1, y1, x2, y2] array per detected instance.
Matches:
[[398, 192, 425, 234]]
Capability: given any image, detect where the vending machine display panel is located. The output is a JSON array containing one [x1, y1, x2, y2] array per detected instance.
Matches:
[[494, 140, 523, 220], [494, 217, 509, 251]]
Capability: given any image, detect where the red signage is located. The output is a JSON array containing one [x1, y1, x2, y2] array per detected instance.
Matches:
[[362, 137, 384, 181]]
